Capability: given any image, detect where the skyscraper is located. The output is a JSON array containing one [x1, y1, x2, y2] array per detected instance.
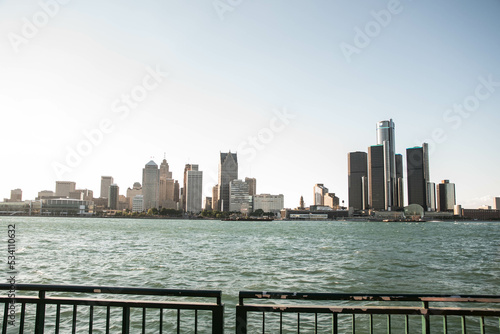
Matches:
[[126, 182, 142, 210], [142, 160, 160, 210], [108, 184, 119, 210], [218, 152, 238, 212], [313, 184, 328, 206], [185, 165, 203, 213], [229, 179, 252, 214], [406, 144, 430, 210], [437, 180, 456, 212], [245, 177, 257, 196], [212, 185, 219, 211], [368, 145, 385, 210], [395, 154, 404, 209], [494, 197, 500, 210], [159, 158, 176, 209], [348, 151, 368, 211], [100, 176, 113, 198], [376, 119, 397, 210]]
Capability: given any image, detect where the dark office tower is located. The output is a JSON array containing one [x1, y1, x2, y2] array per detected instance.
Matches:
[[376, 119, 396, 210], [395, 154, 404, 209], [368, 145, 385, 210], [245, 177, 257, 196], [108, 184, 119, 210], [182, 164, 195, 212], [437, 180, 456, 212], [348, 151, 368, 211], [406, 144, 430, 210], [218, 152, 238, 212]]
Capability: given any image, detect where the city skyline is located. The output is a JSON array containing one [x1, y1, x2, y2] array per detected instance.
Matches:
[[1, 1, 499, 209]]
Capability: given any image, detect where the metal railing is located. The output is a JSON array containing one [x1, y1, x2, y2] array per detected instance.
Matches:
[[0, 284, 224, 334], [236, 291, 500, 334]]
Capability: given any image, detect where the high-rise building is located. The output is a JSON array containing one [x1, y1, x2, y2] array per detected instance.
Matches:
[[159, 158, 177, 209], [100, 176, 114, 198], [218, 152, 238, 212], [348, 152, 368, 211], [494, 197, 500, 210], [437, 180, 456, 212], [174, 181, 180, 203], [229, 179, 252, 214], [426, 182, 436, 211], [126, 182, 142, 210], [253, 194, 284, 215], [204, 197, 213, 211], [10, 189, 22, 202], [132, 195, 144, 213], [212, 185, 219, 211], [376, 119, 397, 210], [368, 145, 385, 210], [406, 144, 430, 210], [108, 184, 119, 210], [395, 154, 404, 209], [185, 165, 203, 213], [142, 160, 160, 210], [55, 181, 76, 198], [313, 184, 328, 206], [245, 177, 257, 196], [324, 193, 340, 210]]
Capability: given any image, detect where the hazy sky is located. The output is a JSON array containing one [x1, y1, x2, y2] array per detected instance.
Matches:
[[1, 0, 499, 209]]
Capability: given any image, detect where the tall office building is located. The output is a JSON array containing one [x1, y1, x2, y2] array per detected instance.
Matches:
[[55, 181, 76, 198], [437, 180, 456, 212], [245, 177, 257, 196], [324, 193, 340, 210], [426, 182, 436, 211], [159, 158, 176, 209], [142, 160, 160, 210], [204, 197, 213, 211], [108, 184, 119, 210], [406, 144, 430, 210], [494, 197, 500, 210], [368, 145, 385, 210], [100, 176, 114, 198], [126, 182, 142, 210], [348, 151, 368, 211], [10, 189, 22, 202], [229, 179, 252, 214], [212, 185, 219, 211], [185, 165, 203, 213], [395, 154, 404, 209], [218, 152, 238, 212], [313, 184, 328, 206]]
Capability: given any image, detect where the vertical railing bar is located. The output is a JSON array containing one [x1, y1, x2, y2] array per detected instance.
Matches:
[[332, 313, 338, 334], [422, 301, 430, 334], [297, 313, 300, 334], [387, 314, 391, 334], [262, 312, 265, 334], [443, 315, 448, 334], [71, 305, 77, 334], [352, 314, 355, 334], [55, 304, 60, 334], [35, 290, 46, 334], [20, 302, 26, 334], [88, 305, 93, 334], [2, 302, 8, 334], [280, 311, 283, 334], [142, 308, 146, 334], [122, 306, 130, 334], [194, 309, 198, 334], [369, 314, 373, 334], [479, 316, 485, 334], [315, 313, 318, 334], [177, 309, 181, 334], [461, 316, 466, 334], [106, 306, 110, 334], [159, 308, 163, 334], [405, 314, 409, 334]]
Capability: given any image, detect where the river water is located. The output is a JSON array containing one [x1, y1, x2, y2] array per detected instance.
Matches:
[[1, 217, 499, 332]]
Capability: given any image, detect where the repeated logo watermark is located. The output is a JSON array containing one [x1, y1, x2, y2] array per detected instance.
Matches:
[[51, 65, 169, 179], [237, 107, 295, 162], [340, 0, 408, 63], [415, 75, 499, 156], [7, 0, 72, 54], [212, 0, 244, 21]]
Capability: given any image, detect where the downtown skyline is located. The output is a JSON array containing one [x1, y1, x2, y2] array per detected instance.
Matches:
[[1, 1, 499, 209]]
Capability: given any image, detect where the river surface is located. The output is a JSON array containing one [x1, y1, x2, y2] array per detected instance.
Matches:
[[1, 217, 499, 332]]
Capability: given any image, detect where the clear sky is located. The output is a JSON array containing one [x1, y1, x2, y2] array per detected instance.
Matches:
[[1, 0, 499, 209]]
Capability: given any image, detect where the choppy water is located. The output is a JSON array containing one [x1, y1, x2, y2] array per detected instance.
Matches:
[[1, 217, 499, 332]]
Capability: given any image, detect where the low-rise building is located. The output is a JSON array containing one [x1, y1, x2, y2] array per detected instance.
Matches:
[[253, 194, 284, 215]]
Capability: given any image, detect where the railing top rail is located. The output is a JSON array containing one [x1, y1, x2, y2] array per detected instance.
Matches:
[[0, 284, 223, 305], [238, 291, 500, 305]]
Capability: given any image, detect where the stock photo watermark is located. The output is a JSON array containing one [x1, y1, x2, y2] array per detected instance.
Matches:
[[51, 65, 169, 179], [237, 107, 295, 162], [213, 0, 244, 21], [7, 224, 17, 326], [7, 0, 72, 54], [415, 75, 499, 155], [340, 0, 407, 63]]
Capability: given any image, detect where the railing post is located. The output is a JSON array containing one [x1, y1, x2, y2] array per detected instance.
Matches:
[[421, 301, 430, 334], [35, 290, 46, 334], [212, 305, 224, 334], [122, 306, 130, 334], [235, 306, 247, 334]]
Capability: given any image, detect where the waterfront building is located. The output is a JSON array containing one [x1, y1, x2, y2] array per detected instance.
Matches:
[[253, 194, 284, 215], [204, 197, 213, 211], [368, 145, 385, 210], [212, 185, 219, 211], [229, 179, 252, 214], [299, 196, 305, 210], [218, 152, 238, 212], [245, 177, 257, 196], [324, 193, 340, 210], [142, 160, 160, 210], [437, 180, 456, 212], [395, 154, 404, 209], [406, 144, 430, 210], [132, 195, 144, 213], [37, 190, 56, 200], [376, 119, 397, 210], [494, 197, 500, 210], [126, 182, 142, 210], [40, 198, 94, 216], [10, 189, 22, 202], [426, 182, 436, 211], [313, 184, 328, 206], [100, 176, 113, 199], [348, 151, 368, 211], [108, 184, 119, 210], [69, 189, 93, 201], [159, 158, 177, 209], [118, 195, 128, 211], [185, 165, 203, 214], [55, 181, 76, 198]]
